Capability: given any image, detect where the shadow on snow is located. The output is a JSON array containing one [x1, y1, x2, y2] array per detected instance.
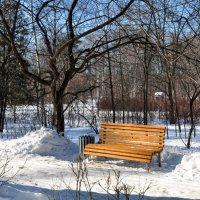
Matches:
[[0, 182, 192, 200]]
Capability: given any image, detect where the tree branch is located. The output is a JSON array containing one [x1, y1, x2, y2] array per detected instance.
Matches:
[[0, 7, 50, 86], [54, 0, 135, 59]]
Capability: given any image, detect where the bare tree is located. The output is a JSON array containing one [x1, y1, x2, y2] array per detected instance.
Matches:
[[179, 36, 200, 148], [0, 0, 136, 133]]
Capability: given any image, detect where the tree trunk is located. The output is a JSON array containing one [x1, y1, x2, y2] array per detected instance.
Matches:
[[143, 39, 150, 125], [41, 88, 47, 127], [0, 97, 7, 132], [187, 100, 194, 149], [13, 104, 17, 123], [52, 91, 64, 135], [168, 82, 176, 124], [107, 47, 116, 123], [143, 69, 148, 125], [119, 54, 125, 123], [174, 87, 181, 134], [36, 82, 40, 119]]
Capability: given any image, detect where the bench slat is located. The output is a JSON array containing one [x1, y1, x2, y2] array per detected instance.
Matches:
[[100, 134, 164, 141], [101, 122, 165, 130], [84, 148, 152, 159], [85, 144, 153, 155], [100, 130, 165, 135], [84, 151, 152, 163], [88, 143, 162, 153], [101, 129, 164, 134], [100, 139, 164, 147]]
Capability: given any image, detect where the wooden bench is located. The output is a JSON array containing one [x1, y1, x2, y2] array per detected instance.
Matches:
[[83, 122, 165, 169]]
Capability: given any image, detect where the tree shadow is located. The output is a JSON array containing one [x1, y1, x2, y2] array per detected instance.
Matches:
[[0, 182, 192, 200]]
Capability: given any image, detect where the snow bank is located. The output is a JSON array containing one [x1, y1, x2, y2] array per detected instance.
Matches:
[[161, 141, 200, 181], [0, 184, 48, 200], [0, 128, 78, 159], [161, 146, 184, 162], [173, 152, 200, 181]]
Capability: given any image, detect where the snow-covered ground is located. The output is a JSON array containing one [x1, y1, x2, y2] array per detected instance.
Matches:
[[0, 125, 200, 200]]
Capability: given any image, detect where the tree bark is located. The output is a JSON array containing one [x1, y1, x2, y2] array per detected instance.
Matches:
[[52, 91, 64, 135], [143, 66, 148, 125], [0, 97, 7, 132], [187, 100, 194, 149], [168, 81, 176, 124], [107, 50, 116, 123], [119, 54, 125, 123]]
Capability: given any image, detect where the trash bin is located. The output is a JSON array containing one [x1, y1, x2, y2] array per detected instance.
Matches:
[[79, 135, 95, 159]]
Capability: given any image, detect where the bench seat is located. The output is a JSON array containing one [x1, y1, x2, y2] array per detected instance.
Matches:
[[83, 122, 165, 167], [84, 144, 154, 163]]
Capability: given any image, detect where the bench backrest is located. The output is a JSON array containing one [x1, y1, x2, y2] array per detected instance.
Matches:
[[99, 122, 165, 151]]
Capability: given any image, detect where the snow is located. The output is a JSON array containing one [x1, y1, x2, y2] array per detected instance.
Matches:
[[0, 125, 200, 199], [0, 185, 48, 200], [0, 127, 78, 160], [173, 152, 200, 181]]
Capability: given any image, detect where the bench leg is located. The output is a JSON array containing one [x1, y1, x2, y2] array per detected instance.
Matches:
[[80, 153, 88, 161], [157, 153, 161, 167], [88, 155, 92, 161], [79, 154, 84, 161], [81, 154, 92, 162], [146, 163, 151, 172]]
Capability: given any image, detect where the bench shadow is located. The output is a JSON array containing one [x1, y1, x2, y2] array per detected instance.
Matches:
[[1, 182, 192, 200], [91, 149, 184, 173]]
